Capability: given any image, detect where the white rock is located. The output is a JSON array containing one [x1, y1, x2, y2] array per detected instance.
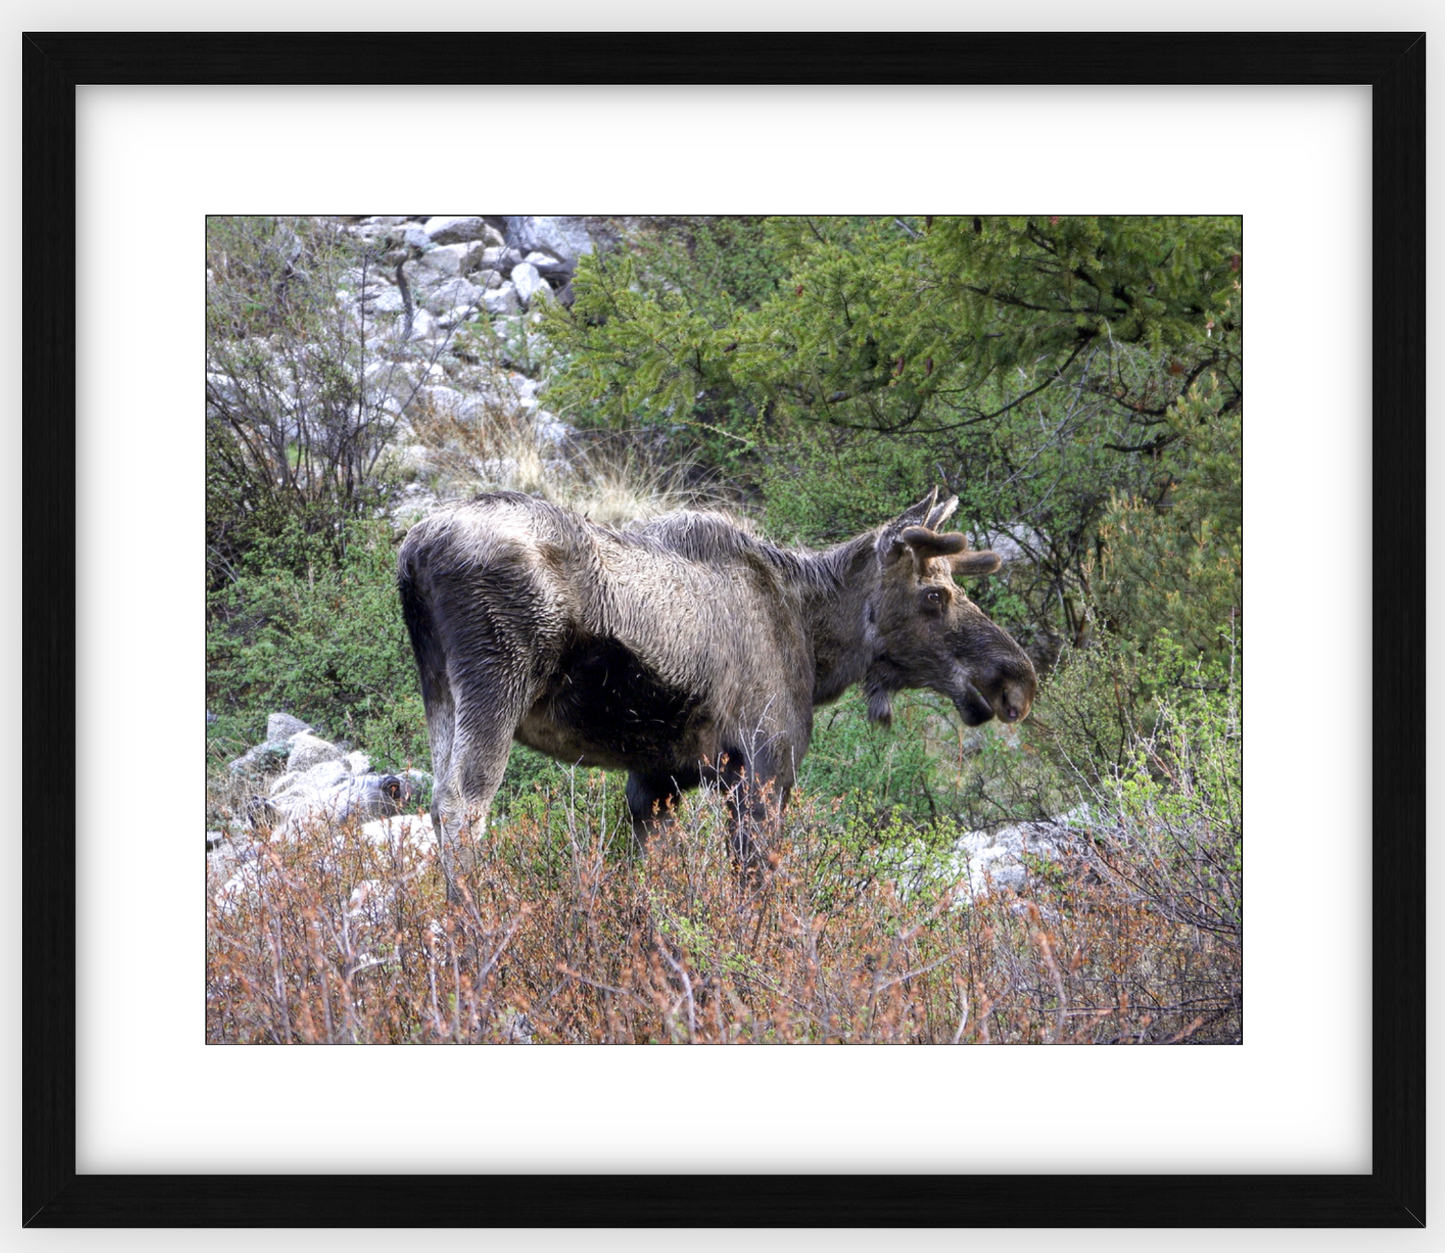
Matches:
[[267, 712, 311, 741], [424, 216, 488, 245], [212, 863, 265, 914], [534, 415, 571, 446], [366, 287, 406, 314], [529, 216, 593, 262], [423, 277, 484, 316], [479, 456, 519, 482], [436, 304, 480, 330], [345, 750, 371, 774], [484, 285, 521, 316], [510, 262, 545, 307], [271, 758, 350, 800], [414, 385, 466, 419], [891, 816, 1078, 902], [417, 244, 472, 277], [268, 772, 416, 840], [978, 524, 1047, 565], [286, 732, 344, 774], [360, 812, 437, 855], [505, 374, 539, 401]]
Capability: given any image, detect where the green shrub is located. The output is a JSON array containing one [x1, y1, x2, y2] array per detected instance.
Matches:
[[206, 518, 428, 772]]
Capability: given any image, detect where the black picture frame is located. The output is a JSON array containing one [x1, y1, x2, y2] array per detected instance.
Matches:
[[22, 32, 1424, 1228]]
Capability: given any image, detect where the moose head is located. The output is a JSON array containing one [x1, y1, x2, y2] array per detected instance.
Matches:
[[864, 490, 1037, 729]]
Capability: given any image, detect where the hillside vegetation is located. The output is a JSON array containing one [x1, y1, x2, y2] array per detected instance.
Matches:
[[207, 215, 1242, 1044]]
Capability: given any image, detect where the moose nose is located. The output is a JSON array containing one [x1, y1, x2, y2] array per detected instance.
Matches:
[[998, 682, 1032, 723]]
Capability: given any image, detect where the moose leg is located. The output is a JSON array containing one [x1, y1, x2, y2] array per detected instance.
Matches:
[[424, 685, 455, 828], [716, 746, 789, 869], [435, 676, 530, 904], [625, 772, 684, 852]]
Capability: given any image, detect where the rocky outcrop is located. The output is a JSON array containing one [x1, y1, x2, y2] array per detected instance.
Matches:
[[206, 215, 610, 527], [210, 715, 431, 850], [891, 807, 1094, 901], [208, 715, 438, 922]]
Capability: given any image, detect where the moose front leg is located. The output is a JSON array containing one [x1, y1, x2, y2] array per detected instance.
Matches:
[[625, 771, 685, 853], [715, 746, 791, 870]]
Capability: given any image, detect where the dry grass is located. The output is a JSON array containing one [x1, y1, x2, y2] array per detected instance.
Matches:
[[207, 780, 1241, 1046], [402, 368, 720, 526]]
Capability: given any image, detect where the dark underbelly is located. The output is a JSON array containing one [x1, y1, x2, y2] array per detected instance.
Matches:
[[516, 635, 712, 773]]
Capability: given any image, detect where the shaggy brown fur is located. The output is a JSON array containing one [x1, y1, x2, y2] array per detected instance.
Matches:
[[398, 489, 1036, 898]]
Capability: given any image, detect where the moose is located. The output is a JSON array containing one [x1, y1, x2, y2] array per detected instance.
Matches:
[[398, 488, 1036, 897]]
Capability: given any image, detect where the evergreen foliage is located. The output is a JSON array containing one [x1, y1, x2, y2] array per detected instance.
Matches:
[[544, 213, 1242, 662]]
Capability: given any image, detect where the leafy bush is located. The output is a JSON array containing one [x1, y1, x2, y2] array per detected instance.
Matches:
[[206, 518, 428, 772], [1091, 376, 1243, 667]]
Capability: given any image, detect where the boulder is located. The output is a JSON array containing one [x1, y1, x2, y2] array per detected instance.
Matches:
[[978, 524, 1046, 565], [424, 216, 488, 245], [534, 414, 571, 447], [511, 262, 545, 307], [270, 758, 351, 802], [360, 812, 436, 855], [413, 384, 466, 420], [524, 250, 575, 282], [507, 216, 593, 263], [267, 712, 312, 741], [892, 814, 1084, 902], [286, 732, 344, 774], [228, 740, 291, 781], [423, 277, 484, 316], [264, 770, 417, 841], [436, 304, 481, 330], [417, 243, 473, 277], [457, 241, 488, 275], [366, 287, 406, 315], [484, 285, 521, 316]]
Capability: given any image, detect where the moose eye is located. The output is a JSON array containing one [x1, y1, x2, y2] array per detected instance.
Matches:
[[924, 588, 946, 609]]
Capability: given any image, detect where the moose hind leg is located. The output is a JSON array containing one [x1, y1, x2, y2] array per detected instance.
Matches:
[[436, 681, 529, 903]]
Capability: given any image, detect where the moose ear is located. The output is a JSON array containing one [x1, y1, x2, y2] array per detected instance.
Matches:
[[901, 525, 968, 561], [893, 487, 940, 529], [924, 494, 959, 531], [951, 549, 1002, 577]]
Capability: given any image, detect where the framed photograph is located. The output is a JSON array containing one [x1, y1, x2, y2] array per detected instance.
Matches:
[[23, 32, 1423, 1227]]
